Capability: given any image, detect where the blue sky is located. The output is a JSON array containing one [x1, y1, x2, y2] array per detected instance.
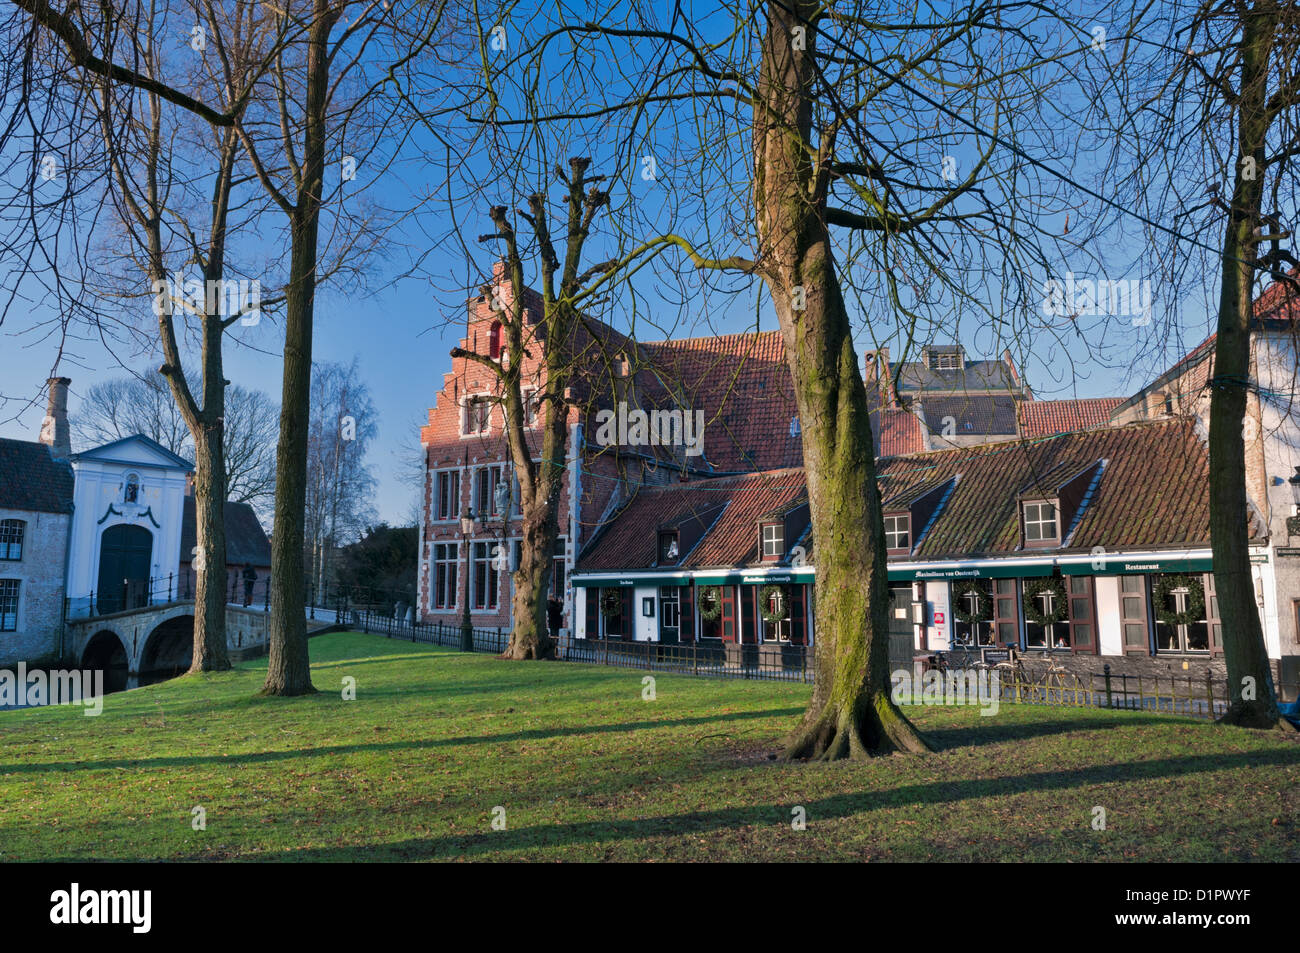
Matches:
[[0, 0, 1227, 526]]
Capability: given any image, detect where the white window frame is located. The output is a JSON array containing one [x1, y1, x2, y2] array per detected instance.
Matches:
[[431, 542, 460, 611], [0, 519, 25, 561], [433, 469, 461, 523], [1023, 500, 1059, 543], [761, 523, 784, 558], [884, 513, 911, 551], [0, 578, 18, 632]]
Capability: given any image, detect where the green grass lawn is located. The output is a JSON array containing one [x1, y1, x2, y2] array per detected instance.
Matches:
[[1, 631, 1297, 861]]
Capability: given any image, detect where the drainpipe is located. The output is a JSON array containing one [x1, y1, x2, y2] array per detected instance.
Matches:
[[58, 500, 75, 664]]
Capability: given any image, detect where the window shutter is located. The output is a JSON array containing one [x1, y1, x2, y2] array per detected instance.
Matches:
[[585, 588, 598, 639], [721, 586, 736, 642], [1120, 575, 1150, 654], [1204, 573, 1223, 656], [993, 578, 1019, 647], [1066, 575, 1096, 654], [790, 584, 807, 645], [680, 586, 694, 643], [740, 585, 758, 644]]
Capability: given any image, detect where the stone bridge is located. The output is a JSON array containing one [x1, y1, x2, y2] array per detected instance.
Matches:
[[66, 601, 288, 691]]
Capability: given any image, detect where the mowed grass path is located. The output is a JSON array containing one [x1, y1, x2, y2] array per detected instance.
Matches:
[[1, 632, 1297, 861]]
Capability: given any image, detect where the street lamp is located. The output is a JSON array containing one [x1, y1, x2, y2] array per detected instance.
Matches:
[[460, 508, 475, 651]]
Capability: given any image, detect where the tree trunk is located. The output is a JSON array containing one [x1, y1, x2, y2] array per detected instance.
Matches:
[[1209, 5, 1285, 730], [754, 1, 928, 759], [504, 502, 558, 660], [188, 426, 231, 672], [262, 0, 336, 697]]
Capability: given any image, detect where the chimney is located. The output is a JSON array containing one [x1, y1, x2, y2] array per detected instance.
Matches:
[[1002, 348, 1021, 385], [39, 377, 71, 460]]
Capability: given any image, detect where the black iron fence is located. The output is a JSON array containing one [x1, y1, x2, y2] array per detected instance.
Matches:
[[358, 615, 1300, 722]]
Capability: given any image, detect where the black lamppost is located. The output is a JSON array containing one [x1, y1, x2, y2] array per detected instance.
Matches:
[[460, 507, 475, 651]]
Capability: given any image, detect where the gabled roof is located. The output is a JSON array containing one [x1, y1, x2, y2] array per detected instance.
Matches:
[[180, 497, 271, 566], [1018, 398, 1124, 437], [0, 438, 74, 514], [71, 433, 194, 471], [1111, 268, 1300, 419]]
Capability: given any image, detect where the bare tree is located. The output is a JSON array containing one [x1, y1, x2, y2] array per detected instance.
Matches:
[[476, 1, 1094, 757], [76, 370, 278, 516], [1105, 0, 1300, 729], [304, 359, 377, 595]]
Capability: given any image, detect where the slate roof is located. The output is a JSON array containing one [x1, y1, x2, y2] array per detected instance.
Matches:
[[180, 496, 272, 566], [576, 419, 1231, 574], [0, 438, 74, 514], [894, 357, 1025, 396], [1018, 398, 1125, 437], [918, 394, 1019, 436]]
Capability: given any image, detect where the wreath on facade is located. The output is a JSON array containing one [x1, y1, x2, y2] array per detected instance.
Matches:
[[698, 586, 723, 622], [599, 588, 623, 618], [1154, 573, 1206, 627], [760, 584, 789, 622], [952, 580, 993, 625], [1022, 577, 1068, 626]]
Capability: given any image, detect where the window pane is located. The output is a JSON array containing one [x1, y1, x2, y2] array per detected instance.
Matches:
[[1124, 622, 1145, 646], [1123, 597, 1142, 617]]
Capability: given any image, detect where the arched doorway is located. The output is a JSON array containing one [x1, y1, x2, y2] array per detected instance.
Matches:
[[81, 630, 129, 694], [96, 524, 153, 614], [139, 615, 194, 686]]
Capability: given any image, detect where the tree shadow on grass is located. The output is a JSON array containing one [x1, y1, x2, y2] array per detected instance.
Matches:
[[920, 712, 1179, 751], [264, 746, 1300, 861], [0, 706, 808, 775]]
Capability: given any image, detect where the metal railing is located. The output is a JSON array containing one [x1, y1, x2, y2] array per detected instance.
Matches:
[[357, 614, 1300, 721]]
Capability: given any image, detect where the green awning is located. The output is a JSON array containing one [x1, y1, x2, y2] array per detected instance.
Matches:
[[889, 563, 1054, 582], [1057, 556, 1213, 576]]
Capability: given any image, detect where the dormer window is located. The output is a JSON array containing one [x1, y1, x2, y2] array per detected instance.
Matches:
[[761, 523, 784, 560], [659, 531, 680, 563], [929, 351, 961, 371], [1023, 500, 1059, 545], [123, 473, 141, 504], [884, 513, 911, 552]]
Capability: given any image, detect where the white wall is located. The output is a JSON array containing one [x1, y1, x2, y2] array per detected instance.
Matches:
[[1095, 575, 1123, 656], [633, 585, 656, 641], [67, 443, 190, 605]]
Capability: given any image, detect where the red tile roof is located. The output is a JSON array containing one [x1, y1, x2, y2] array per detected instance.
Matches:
[[1017, 398, 1125, 437], [577, 419, 1237, 573], [637, 331, 802, 473], [578, 468, 808, 571], [870, 402, 927, 457]]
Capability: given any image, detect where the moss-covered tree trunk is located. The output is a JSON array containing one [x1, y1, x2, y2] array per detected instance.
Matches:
[[1210, 3, 1284, 729], [754, 1, 928, 759]]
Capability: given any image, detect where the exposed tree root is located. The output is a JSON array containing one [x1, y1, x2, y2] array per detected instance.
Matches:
[[782, 692, 931, 761], [1217, 701, 1299, 732], [499, 634, 556, 661]]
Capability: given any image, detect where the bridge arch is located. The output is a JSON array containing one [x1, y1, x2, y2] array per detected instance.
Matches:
[[81, 630, 129, 694], [138, 614, 194, 685]]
